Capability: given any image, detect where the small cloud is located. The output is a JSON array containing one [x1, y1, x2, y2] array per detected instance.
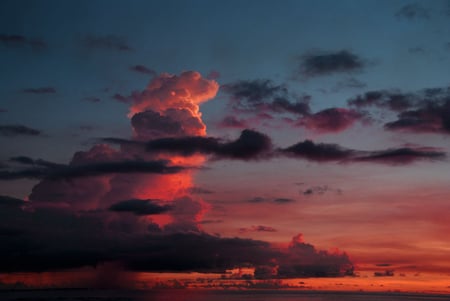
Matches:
[[374, 270, 395, 277], [186, 186, 214, 195], [395, 3, 430, 20], [296, 49, 366, 77], [22, 87, 56, 94], [109, 199, 173, 215], [218, 116, 248, 129], [83, 97, 101, 103], [0, 109, 7, 113], [0, 34, 46, 49], [112, 93, 130, 103], [130, 65, 157, 76], [239, 225, 277, 233], [0, 125, 42, 137], [82, 34, 133, 51], [273, 198, 295, 204], [298, 108, 365, 133]]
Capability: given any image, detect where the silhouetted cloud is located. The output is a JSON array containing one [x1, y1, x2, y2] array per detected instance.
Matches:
[[273, 198, 296, 204], [348, 90, 415, 111], [146, 129, 272, 160], [0, 159, 185, 181], [130, 65, 156, 76], [186, 186, 214, 195], [374, 270, 395, 277], [302, 185, 342, 196], [281, 140, 445, 165], [298, 108, 365, 133], [282, 140, 355, 162], [222, 79, 310, 115], [22, 87, 56, 94], [112, 93, 129, 103], [239, 225, 277, 233], [0, 125, 42, 137], [109, 199, 173, 215], [356, 147, 445, 165], [218, 116, 248, 128], [297, 50, 365, 77], [395, 3, 430, 20], [0, 34, 46, 49], [82, 34, 133, 51], [0, 195, 26, 207], [83, 97, 101, 103]]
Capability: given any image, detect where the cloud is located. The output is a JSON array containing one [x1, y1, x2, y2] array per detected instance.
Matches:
[[0, 34, 46, 49], [281, 140, 445, 165], [0, 201, 353, 278], [186, 186, 214, 195], [374, 270, 395, 277], [83, 97, 101, 103], [218, 116, 248, 128], [296, 50, 365, 77], [348, 90, 415, 111], [274, 233, 354, 278], [22, 87, 56, 94], [355, 147, 445, 165], [281, 140, 355, 162], [348, 86, 450, 134], [298, 108, 365, 133], [273, 198, 296, 204], [145, 129, 272, 160], [302, 185, 342, 196], [0, 108, 7, 113], [239, 225, 277, 233], [130, 65, 157, 76], [0, 195, 26, 207], [222, 79, 310, 116], [82, 34, 133, 51], [109, 199, 173, 215], [395, 3, 430, 20], [0, 157, 185, 181], [0, 125, 42, 137]]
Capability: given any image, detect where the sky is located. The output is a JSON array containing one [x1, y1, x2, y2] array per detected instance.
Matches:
[[1, 0, 450, 293]]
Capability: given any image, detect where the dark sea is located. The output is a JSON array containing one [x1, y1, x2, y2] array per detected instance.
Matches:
[[1, 290, 450, 301]]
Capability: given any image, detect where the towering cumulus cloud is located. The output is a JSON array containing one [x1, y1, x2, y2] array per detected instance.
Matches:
[[30, 71, 219, 231]]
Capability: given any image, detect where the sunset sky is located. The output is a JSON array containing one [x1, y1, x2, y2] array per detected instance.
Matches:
[[1, 0, 450, 293]]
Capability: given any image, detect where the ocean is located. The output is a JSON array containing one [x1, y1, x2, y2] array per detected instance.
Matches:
[[1, 289, 449, 301]]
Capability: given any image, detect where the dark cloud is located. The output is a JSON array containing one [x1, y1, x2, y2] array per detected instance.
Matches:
[[395, 3, 430, 20], [349, 86, 450, 134], [83, 97, 101, 103], [186, 186, 214, 195], [0, 34, 46, 49], [0, 125, 42, 137], [273, 198, 296, 204], [109, 199, 173, 215], [374, 270, 395, 277], [0, 195, 26, 207], [298, 108, 365, 133], [22, 87, 56, 94], [239, 225, 277, 233], [82, 34, 133, 51], [256, 234, 354, 279], [146, 129, 272, 160], [132, 109, 204, 140], [356, 147, 445, 165], [333, 77, 367, 91], [0, 199, 353, 278], [302, 185, 342, 196], [247, 196, 266, 203], [222, 79, 310, 116], [348, 90, 415, 111], [130, 65, 157, 76], [281, 140, 355, 162], [112, 93, 130, 103], [281, 140, 445, 165], [297, 50, 365, 77], [218, 116, 248, 129], [0, 159, 185, 181], [0, 108, 8, 113]]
